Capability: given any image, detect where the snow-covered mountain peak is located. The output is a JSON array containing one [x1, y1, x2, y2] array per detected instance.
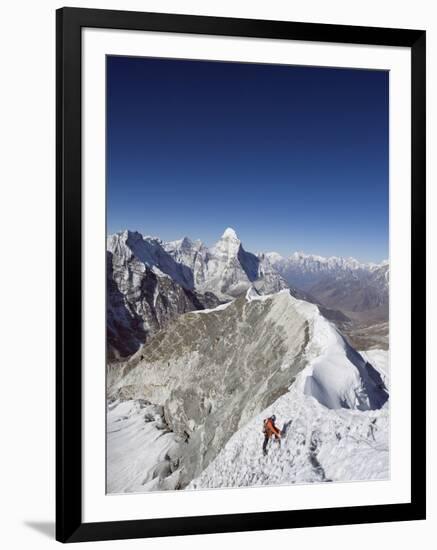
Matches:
[[165, 236, 204, 253], [179, 236, 195, 249], [265, 251, 283, 263], [221, 227, 239, 241], [211, 227, 242, 262], [120, 229, 142, 242], [107, 229, 195, 291], [111, 229, 163, 249]]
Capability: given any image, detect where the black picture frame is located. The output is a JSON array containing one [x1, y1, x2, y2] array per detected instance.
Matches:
[[56, 7, 426, 543]]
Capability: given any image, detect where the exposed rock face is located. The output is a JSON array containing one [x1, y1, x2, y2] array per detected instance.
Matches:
[[107, 251, 147, 360], [108, 230, 194, 289], [109, 290, 388, 489], [107, 249, 221, 360], [163, 237, 208, 288]]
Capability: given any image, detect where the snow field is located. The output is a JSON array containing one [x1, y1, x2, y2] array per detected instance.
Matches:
[[107, 399, 182, 493]]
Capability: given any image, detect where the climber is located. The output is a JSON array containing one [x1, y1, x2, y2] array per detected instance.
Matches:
[[262, 414, 281, 455]]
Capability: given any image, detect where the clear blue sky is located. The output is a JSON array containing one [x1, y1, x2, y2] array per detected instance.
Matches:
[[107, 56, 388, 262]]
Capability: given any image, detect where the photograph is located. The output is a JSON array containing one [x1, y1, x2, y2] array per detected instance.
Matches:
[[105, 55, 390, 494], [0, 0, 430, 546]]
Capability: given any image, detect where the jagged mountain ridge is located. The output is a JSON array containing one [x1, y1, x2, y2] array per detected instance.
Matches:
[[266, 251, 388, 277], [107, 289, 388, 491], [107, 228, 389, 359]]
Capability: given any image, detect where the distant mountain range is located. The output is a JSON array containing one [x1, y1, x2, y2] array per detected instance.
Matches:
[[266, 251, 389, 318]]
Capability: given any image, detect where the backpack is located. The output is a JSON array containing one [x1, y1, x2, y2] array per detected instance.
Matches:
[[262, 418, 270, 434]]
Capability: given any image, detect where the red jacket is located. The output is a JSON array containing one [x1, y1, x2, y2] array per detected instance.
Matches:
[[264, 418, 281, 439]]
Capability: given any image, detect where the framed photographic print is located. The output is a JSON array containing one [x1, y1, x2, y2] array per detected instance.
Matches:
[[56, 7, 426, 543]]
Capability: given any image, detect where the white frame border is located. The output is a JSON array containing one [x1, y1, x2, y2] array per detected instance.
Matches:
[[82, 27, 411, 523]]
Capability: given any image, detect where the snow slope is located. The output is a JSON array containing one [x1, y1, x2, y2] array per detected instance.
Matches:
[[188, 353, 389, 490], [107, 399, 183, 493], [107, 347, 389, 493]]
